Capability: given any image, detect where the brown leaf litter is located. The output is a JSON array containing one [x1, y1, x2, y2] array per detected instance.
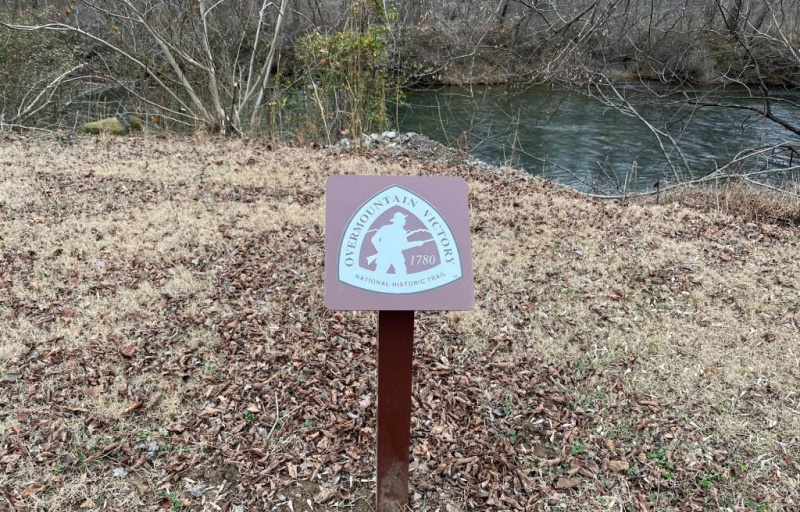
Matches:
[[0, 134, 798, 510]]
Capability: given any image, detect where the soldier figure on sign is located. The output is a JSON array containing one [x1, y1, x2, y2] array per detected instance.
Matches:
[[368, 212, 430, 275]]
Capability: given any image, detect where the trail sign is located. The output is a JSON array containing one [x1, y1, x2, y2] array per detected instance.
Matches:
[[325, 176, 475, 512], [325, 175, 474, 311], [325, 175, 474, 512]]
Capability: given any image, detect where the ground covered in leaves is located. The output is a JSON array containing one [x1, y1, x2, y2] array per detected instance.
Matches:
[[1, 134, 799, 511]]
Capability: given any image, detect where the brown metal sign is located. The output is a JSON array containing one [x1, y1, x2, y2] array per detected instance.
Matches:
[[324, 175, 474, 511], [325, 175, 474, 311]]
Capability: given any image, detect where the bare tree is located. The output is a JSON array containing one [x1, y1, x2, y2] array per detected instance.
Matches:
[[1, 0, 292, 135]]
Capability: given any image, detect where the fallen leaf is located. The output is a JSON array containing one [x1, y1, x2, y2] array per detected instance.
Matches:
[[119, 344, 137, 358], [515, 468, 535, 494], [166, 422, 185, 433], [246, 403, 260, 413], [80, 498, 95, 509], [2, 455, 20, 468], [554, 477, 581, 489], [2, 489, 28, 511], [538, 457, 562, 467], [607, 460, 630, 473], [314, 486, 338, 504], [636, 493, 650, 512], [20, 483, 45, 499], [109, 334, 136, 358], [87, 385, 104, 397], [123, 399, 143, 414], [188, 482, 208, 498], [565, 463, 582, 477], [2, 371, 21, 383]]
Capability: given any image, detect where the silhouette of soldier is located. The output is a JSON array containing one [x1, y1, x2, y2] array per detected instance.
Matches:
[[367, 212, 430, 275]]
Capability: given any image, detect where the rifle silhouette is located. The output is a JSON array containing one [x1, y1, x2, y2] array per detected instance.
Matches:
[[367, 228, 429, 236], [366, 237, 435, 266]]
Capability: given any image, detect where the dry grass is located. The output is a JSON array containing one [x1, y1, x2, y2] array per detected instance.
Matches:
[[660, 180, 800, 227], [1, 133, 799, 511]]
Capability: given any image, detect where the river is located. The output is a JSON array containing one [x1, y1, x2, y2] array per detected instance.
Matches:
[[396, 84, 800, 193]]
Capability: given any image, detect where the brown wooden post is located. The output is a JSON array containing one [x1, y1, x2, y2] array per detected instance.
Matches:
[[376, 310, 415, 511]]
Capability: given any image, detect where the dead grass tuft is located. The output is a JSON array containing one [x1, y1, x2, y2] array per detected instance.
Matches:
[[661, 180, 800, 226]]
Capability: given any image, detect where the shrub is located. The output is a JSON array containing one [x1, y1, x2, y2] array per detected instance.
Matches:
[[0, 10, 78, 126], [296, 1, 396, 142]]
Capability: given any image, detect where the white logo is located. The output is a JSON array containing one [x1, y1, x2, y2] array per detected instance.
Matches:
[[338, 185, 462, 294]]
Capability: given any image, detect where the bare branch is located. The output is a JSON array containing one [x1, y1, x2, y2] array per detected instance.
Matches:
[[246, 0, 291, 133], [0, 21, 197, 118], [199, 0, 227, 132], [113, 0, 213, 125], [12, 64, 87, 123]]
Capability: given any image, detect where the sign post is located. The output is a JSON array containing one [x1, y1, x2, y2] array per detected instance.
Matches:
[[325, 176, 474, 511], [376, 310, 414, 510]]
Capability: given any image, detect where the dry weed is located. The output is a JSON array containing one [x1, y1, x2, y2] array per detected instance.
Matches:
[[661, 180, 800, 226]]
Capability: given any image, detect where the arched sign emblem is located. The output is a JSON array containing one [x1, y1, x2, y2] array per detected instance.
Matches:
[[338, 185, 462, 294]]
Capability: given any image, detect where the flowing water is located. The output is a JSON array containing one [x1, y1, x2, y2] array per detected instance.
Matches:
[[396, 84, 800, 193]]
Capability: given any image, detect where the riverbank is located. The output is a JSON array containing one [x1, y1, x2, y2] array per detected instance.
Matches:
[[1, 134, 799, 510]]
